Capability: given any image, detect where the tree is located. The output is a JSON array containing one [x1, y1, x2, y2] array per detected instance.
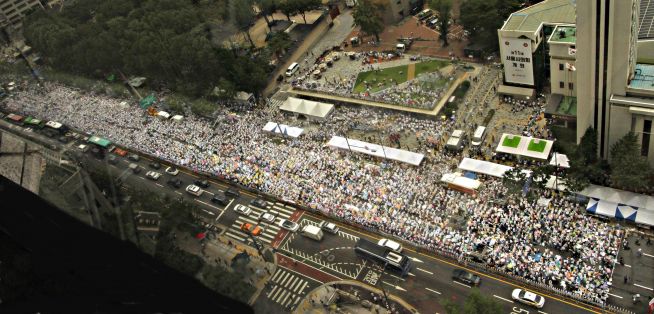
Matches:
[[502, 167, 527, 196], [430, 0, 452, 46], [609, 132, 652, 191], [256, 0, 278, 31], [294, 0, 321, 24], [352, 0, 386, 42], [577, 126, 598, 164], [459, 0, 520, 51], [267, 31, 292, 59], [530, 164, 553, 191], [441, 289, 503, 314], [231, 0, 256, 47], [279, 0, 298, 21]]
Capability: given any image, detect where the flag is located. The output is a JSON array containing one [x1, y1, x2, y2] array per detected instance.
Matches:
[[565, 62, 576, 71], [568, 47, 576, 56]]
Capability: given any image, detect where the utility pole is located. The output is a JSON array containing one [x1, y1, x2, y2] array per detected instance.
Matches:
[[247, 233, 271, 275]]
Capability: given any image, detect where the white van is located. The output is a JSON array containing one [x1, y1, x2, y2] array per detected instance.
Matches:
[[396, 43, 406, 52], [471, 126, 486, 147], [301, 225, 324, 241], [285, 62, 299, 77]]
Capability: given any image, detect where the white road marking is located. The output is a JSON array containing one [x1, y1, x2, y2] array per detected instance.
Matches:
[[196, 199, 221, 210], [644, 253, 654, 258], [624, 264, 631, 268], [408, 272, 416, 277], [634, 283, 654, 291], [203, 190, 214, 195], [155, 183, 164, 187], [138, 176, 145, 180], [608, 293, 623, 299], [493, 295, 513, 303], [538, 311, 548, 314], [453, 281, 471, 288], [174, 191, 182, 195], [425, 287, 441, 295], [416, 267, 433, 275], [408, 256, 423, 263]]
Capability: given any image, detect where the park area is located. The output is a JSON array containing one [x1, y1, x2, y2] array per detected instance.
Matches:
[[352, 60, 448, 93]]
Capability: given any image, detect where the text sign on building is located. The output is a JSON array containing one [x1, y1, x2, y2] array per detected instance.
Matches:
[[502, 38, 534, 86]]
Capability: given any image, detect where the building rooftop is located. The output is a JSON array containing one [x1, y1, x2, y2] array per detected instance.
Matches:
[[502, 0, 576, 33], [629, 63, 654, 92], [549, 25, 576, 43], [640, 0, 654, 39]]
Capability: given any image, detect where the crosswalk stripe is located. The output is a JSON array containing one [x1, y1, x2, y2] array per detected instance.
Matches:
[[271, 286, 283, 300], [225, 232, 246, 241], [267, 285, 279, 298], [283, 294, 294, 307], [260, 232, 275, 239], [239, 216, 258, 224], [293, 296, 301, 305], [277, 272, 290, 284], [287, 277, 299, 290], [272, 205, 295, 215], [295, 281, 308, 294], [282, 274, 294, 286], [275, 290, 288, 303], [272, 269, 283, 282], [258, 237, 271, 243]]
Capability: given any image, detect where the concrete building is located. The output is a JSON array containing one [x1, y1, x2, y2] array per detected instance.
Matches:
[[1, 0, 44, 29]]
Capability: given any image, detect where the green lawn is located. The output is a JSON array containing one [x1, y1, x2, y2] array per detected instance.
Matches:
[[502, 135, 521, 148], [353, 65, 409, 93], [528, 139, 547, 152], [414, 60, 449, 77]]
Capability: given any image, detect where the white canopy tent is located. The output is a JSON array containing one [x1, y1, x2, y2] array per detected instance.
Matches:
[[440, 173, 481, 191], [549, 153, 570, 168], [458, 158, 513, 178], [496, 133, 553, 160], [262, 122, 304, 138], [328, 136, 424, 166], [581, 185, 654, 227], [279, 97, 334, 120]]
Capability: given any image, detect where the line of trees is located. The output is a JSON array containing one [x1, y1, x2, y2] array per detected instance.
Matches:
[[459, 0, 522, 52]]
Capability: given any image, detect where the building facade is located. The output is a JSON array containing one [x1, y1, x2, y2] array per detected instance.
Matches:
[[0, 0, 45, 29]]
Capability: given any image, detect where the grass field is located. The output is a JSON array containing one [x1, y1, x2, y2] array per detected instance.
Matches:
[[414, 60, 449, 77], [352, 60, 450, 93], [528, 139, 547, 152], [502, 135, 521, 148]]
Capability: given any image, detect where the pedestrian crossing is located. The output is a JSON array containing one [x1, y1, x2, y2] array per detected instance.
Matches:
[[266, 268, 310, 309], [224, 201, 296, 244], [299, 218, 359, 242]]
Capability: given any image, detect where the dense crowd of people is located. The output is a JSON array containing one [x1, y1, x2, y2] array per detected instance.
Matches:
[[1, 80, 621, 304]]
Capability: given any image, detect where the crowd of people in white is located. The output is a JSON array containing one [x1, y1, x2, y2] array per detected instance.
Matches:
[[1, 81, 621, 304]]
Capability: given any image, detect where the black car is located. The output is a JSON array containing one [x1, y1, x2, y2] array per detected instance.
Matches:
[[250, 198, 268, 208], [167, 178, 183, 188], [225, 187, 240, 198], [149, 162, 161, 169], [211, 193, 229, 206], [57, 136, 69, 143], [194, 179, 210, 188], [452, 269, 481, 286]]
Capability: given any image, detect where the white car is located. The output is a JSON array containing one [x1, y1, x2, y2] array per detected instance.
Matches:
[[278, 219, 300, 232], [511, 289, 545, 308], [165, 166, 179, 176], [234, 204, 252, 216], [378, 238, 403, 253], [145, 171, 161, 180], [319, 221, 339, 234], [185, 184, 203, 196], [260, 212, 276, 224]]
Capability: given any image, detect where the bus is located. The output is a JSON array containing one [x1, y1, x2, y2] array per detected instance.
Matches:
[[354, 238, 412, 276], [23, 116, 45, 129], [88, 135, 112, 149]]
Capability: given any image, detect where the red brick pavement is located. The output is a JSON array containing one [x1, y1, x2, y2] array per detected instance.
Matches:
[[276, 253, 341, 283]]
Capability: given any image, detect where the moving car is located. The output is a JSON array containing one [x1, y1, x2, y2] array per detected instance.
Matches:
[[319, 221, 339, 234], [250, 198, 268, 208], [77, 144, 90, 152], [240, 223, 263, 236], [167, 178, 182, 188], [113, 148, 127, 156], [165, 166, 179, 176], [128, 153, 140, 161], [194, 179, 210, 188], [511, 289, 545, 308], [234, 204, 252, 216], [128, 163, 141, 174], [185, 184, 203, 196], [149, 162, 161, 169], [278, 219, 299, 232], [210, 193, 229, 205], [225, 187, 240, 198], [260, 212, 276, 224], [285, 62, 299, 77], [452, 269, 481, 286], [378, 238, 403, 253], [145, 171, 161, 180]]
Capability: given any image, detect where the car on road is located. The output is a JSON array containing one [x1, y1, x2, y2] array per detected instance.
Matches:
[[452, 269, 481, 286], [128, 153, 140, 161], [378, 238, 403, 253], [240, 222, 263, 236], [260, 212, 276, 224], [194, 179, 210, 188], [234, 204, 252, 216], [145, 171, 161, 180], [225, 187, 240, 198], [149, 162, 161, 169], [511, 289, 545, 308], [250, 198, 267, 208], [278, 219, 299, 232], [210, 193, 229, 205], [107, 155, 118, 165], [77, 144, 90, 152], [57, 136, 69, 143], [167, 178, 182, 188], [128, 163, 141, 174], [113, 148, 128, 156], [165, 166, 179, 176], [319, 221, 339, 234], [185, 184, 203, 196]]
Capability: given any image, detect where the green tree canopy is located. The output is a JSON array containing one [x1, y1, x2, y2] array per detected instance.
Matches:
[[442, 289, 503, 314], [609, 132, 652, 191], [459, 0, 520, 51], [429, 0, 452, 46], [352, 0, 386, 42]]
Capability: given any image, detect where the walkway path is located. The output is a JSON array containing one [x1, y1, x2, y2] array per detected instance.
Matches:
[[406, 63, 416, 80]]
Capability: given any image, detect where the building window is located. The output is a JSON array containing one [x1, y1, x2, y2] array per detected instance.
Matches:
[[643, 120, 652, 157], [568, 82, 573, 90], [559, 81, 564, 88], [559, 64, 564, 71]]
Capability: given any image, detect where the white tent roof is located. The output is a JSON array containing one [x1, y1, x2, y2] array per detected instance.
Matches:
[[581, 185, 654, 227], [440, 173, 481, 190], [549, 153, 570, 168], [496, 133, 553, 160], [328, 136, 424, 166], [171, 115, 184, 121], [279, 97, 334, 119], [458, 158, 513, 177], [580, 184, 654, 209], [263, 122, 304, 138], [545, 175, 568, 191]]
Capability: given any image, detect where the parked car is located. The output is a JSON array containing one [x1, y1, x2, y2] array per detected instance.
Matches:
[[378, 238, 403, 253], [511, 289, 545, 308], [234, 204, 252, 216], [452, 269, 481, 286], [57, 136, 69, 143], [165, 166, 179, 176], [210, 193, 229, 205], [149, 162, 161, 169], [167, 178, 182, 188], [185, 184, 203, 196], [128, 153, 140, 161], [128, 163, 141, 174], [225, 187, 240, 198], [250, 198, 268, 208], [113, 148, 128, 156], [77, 144, 90, 152], [240, 222, 263, 236], [260, 212, 276, 224], [145, 171, 161, 180], [319, 221, 339, 234], [194, 179, 210, 188], [278, 219, 299, 232]]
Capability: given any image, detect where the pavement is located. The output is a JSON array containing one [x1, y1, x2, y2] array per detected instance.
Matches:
[[608, 230, 654, 313]]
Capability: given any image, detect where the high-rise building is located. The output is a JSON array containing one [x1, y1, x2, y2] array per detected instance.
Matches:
[[1, 0, 45, 29]]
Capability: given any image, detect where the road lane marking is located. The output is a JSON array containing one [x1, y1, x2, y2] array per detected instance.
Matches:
[[608, 293, 623, 299], [408, 272, 416, 277], [425, 287, 441, 295], [634, 283, 654, 291], [538, 311, 548, 314], [453, 281, 471, 288], [155, 183, 163, 187], [138, 176, 145, 180], [196, 200, 221, 211], [624, 264, 631, 268], [203, 190, 214, 195], [493, 295, 513, 303], [174, 191, 182, 195], [644, 253, 654, 258], [417, 267, 433, 275]]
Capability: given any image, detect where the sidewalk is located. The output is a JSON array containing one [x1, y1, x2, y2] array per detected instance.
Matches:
[[609, 231, 654, 313]]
